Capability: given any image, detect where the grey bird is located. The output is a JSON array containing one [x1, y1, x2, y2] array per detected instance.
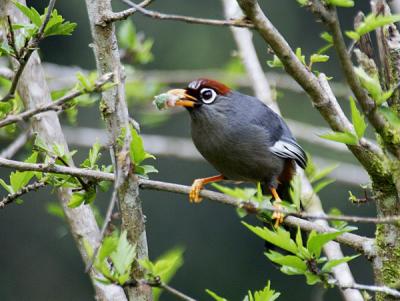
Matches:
[[165, 78, 307, 226]]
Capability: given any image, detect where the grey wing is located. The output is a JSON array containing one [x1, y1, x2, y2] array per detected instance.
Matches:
[[270, 138, 307, 169]]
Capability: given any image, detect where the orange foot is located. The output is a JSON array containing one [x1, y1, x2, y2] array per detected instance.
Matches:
[[270, 187, 284, 228], [189, 175, 224, 203]]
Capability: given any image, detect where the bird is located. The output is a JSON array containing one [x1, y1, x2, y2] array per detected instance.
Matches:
[[164, 78, 307, 226]]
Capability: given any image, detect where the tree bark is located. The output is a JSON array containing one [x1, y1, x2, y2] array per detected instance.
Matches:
[[84, 0, 151, 300], [1, 1, 127, 300]]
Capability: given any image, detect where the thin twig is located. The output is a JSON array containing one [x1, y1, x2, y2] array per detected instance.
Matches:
[[1, 0, 57, 102], [336, 282, 400, 298], [0, 181, 47, 208], [0, 72, 113, 128], [0, 157, 393, 224], [0, 157, 376, 256], [100, 0, 254, 28], [85, 148, 119, 273], [0, 130, 30, 159], [100, 0, 154, 24]]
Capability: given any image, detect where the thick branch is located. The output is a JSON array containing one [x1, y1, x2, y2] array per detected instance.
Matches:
[[1, 1, 127, 299], [85, 0, 151, 299], [235, 0, 392, 192]]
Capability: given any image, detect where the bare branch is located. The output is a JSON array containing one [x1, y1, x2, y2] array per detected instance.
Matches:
[[100, 0, 254, 28], [100, 0, 154, 24], [0, 72, 113, 128], [0, 181, 47, 208], [337, 282, 400, 299], [0, 157, 376, 256]]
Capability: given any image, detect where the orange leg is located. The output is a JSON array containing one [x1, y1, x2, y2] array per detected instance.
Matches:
[[189, 175, 224, 203], [270, 187, 284, 228]]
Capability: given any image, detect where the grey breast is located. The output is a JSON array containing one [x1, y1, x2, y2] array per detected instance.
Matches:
[[189, 92, 285, 184]]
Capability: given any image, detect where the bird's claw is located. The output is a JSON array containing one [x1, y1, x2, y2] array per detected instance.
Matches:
[[272, 200, 284, 228], [189, 179, 204, 203]]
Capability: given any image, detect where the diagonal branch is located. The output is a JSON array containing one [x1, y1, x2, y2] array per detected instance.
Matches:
[[0, 72, 113, 128]]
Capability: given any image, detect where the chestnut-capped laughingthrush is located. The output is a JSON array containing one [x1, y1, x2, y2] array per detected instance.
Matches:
[[163, 78, 307, 226]]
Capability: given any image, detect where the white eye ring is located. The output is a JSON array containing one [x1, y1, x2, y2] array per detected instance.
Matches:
[[200, 88, 217, 104]]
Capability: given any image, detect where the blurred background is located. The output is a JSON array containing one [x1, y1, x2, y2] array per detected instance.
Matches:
[[0, 0, 379, 300]]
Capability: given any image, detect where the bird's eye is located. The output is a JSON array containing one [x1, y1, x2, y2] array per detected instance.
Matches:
[[200, 88, 217, 104]]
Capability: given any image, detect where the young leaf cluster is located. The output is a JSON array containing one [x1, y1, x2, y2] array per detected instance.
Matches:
[[32, 137, 112, 208], [118, 20, 154, 65], [85, 231, 136, 285], [267, 48, 329, 72], [206, 281, 280, 301], [305, 155, 338, 194], [243, 223, 359, 286], [139, 247, 184, 301], [319, 97, 367, 145], [346, 13, 400, 41], [0, 152, 40, 204], [1, 2, 76, 58], [128, 126, 158, 178]]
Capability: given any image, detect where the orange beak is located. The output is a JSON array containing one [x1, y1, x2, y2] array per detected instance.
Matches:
[[166, 89, 197, 108]]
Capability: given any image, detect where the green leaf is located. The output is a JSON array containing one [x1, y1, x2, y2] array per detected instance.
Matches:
[[13, 1, 42, 27], [9, 152, 38, 192], [352, 13, 400, 40], [310, 54, 329, 64], [319, 131, 358, 145], [130, 126, 155, 165], [295, 226, 303, 248], [353, 67, 382, 102], [297, 0, 308, 6], [295, 48, 306, 66], [0, 178, 13, 194], [243, 222, 298, 254], [313, 178, 336, 193], [244, 281, 280, 301], [325, 0, 354, 7], [266, 251, 307, 273], [307, 230, 345, 258], [152, 247, 184, 301], [345, 31, 360, 40], [309, 163, 338, 183], [321, 255, 359, 273], [267, 55, 283, 68], [213, 183, 257, 201], [110, 230, 136, 280], [320, 32, 333, 43], [98, 234, 119, 263], [304, 272, 321, 285], [67, 192, 85, 208], [206, 289, 228, 301], [350, 97, 367, 139], [380, 107, 400, 129], [118, 20, 137, 49], [289, 175, 301, 211], [44, 9, 76, 37]]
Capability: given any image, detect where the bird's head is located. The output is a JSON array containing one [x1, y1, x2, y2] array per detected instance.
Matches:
[[166, 78, 232, 113]]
